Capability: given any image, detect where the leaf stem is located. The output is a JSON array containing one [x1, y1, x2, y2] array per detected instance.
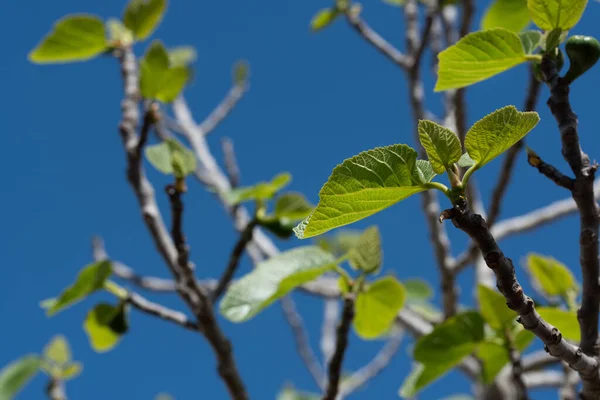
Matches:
[[423, 181, 450, 195], [103, 280, 128, 299]]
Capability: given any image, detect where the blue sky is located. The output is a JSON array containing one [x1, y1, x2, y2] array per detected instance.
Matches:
[[2, 1, 600, 399]]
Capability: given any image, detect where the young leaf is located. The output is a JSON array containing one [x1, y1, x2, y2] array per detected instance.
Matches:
[[123, 0, 167, 40], [465, 105, 539, 169], [527, 0, 587, 31], [519, 30, 543, 54], [0, 356, 40, 400], [418, 120, 462, 174], [140, 40, 190, 102], [478, 284, 517, 329], [107, 18, 134, 47], [61, 362, 83, 381], [84, 303, 129, 352], [310, 8, 340, 32], [404, 279, 434, 302], [348, 226, 382, 273], [220, 246, 337, 322], [476, 340, 507, 384], [155, 66, 190, 103], [29, 15, 108, 64], [399, 362, 454, 398], [145, 138, 196, 176], [536, 307, 580, 341], [168, 46, 197, 67], [224, 173, 292, 205], [233, 60, 250, 86], [43, 335, 71, 366], [526, 253, 579, 299], [354, 276, 405, 339], [317, 230, 363, 256], [44, 261, 112, 316], [274, 193, 314, 221], [414, 311, 485, 365], [435, 29, 528, 91], [294, 144, 432, 239], [482, 0, 531, 32], [415, 159, 436, 183], [457, 153, 476, 167]]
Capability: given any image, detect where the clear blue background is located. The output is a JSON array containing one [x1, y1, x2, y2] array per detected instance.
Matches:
[[2, 1, 600, 399]]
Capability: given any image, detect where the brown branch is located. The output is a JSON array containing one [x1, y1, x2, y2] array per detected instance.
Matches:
[[45, 379, 66, 400], [527, 148, 575, 190], [322, 295, 355, 400]]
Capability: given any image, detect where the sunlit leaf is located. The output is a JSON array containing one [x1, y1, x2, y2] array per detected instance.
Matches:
[[482, 0, 531, 32], [84, 303, 129, 352], [348, 226, 382, 274], [168, 46, 197, 67], [123, 0, 167, 40], [418, 120, 462, 174], [526, 253, 579, 299], [478, 284, 517, 329], [537, 307, 580, 341], [0, 356, 40, 400], [519, 30, 543, 54], [527, 0, 587, 30], [225, 173, 291, 205], [310, 8, 340, 32], [354, 276, 405, 339], [145, 138, 196, 177]]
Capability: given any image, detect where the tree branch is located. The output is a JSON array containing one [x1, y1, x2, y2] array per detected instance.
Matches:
[[45, 378, 66, 400], [199, 84, 248, 136], [526, 148, 575, 190], [504, 328, 528, 400], [221, 137, 241, 188]]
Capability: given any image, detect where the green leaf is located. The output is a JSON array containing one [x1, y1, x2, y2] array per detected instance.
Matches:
[[399, 362, 453, 398], [415, 159, 437, 183], [44, 261, 112, 316], [414, 311, 485, 364], [168, 46, 197, 67], [0, 356, 40, 400], [310, 8, 340, 32], [29, 15, 107, 64], [145, 138, 197, 177], [410, 302, 443, 321], [526, 253, 579, 299], [348, 226, 382, 273], [537, 307, 580, 341], [317, 230, 363, 256], [354, 277, 405, 339], [140, 40, 189, 102], [457, 153, 476, 168], [435, 29, 528, 91], [43, 335, 71, 366], [527, 0, 587, 30], [220, 246, 337, 322], [106, 18, 134, 47], [155, 66, 190, 103], [482, 0, 531, 32], [274, 193, 314, 221], [519, 30, 543, 54], [224, 173, 291, 205], [404, 279, 433, 302], [233, 60, 250, 85], [277, 386, 320, 400], [84, 303, 129, 352], [418, 120, 462, 174], [477, 340, 507, 383], [294, 144, 431, 239], [123, 0, 167, 40], [60, 362, 83, 381], [478, 284, 517, 329], [465, 105, 540, 169]]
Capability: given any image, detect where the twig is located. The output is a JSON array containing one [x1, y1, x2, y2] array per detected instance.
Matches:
[[321, 299, 339, 366], [443, 199, 600, 398], [322, 295, 355, 400], [221, 137, 241, 188], [211, 219, 258, 301], [199, 84, 247, 136], [523, 370, 567, 390], [281, 296, 326, 390], [527, 148, 575, 190], [522, 350, 560, 372], [45, 378, 66, 400], [560, 362, 580, 400], [504, 328, 528, 400]]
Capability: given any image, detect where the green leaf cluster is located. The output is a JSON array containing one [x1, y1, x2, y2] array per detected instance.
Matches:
[[145, 138, 197, 177], [526, 253, 579, 302], [258, 192, 314, 239], [140, 40, 190, 103], [40, 335, 83, 381], [224, 173, 291, 205]]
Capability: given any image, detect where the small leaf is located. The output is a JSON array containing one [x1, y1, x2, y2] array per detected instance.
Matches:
[[155, 66, 190, 103], [537, 307, 580, 341], [348, 226, 382, 274], [145, 138, 196, 176], [414, 311, 485, 364], [220, 247, 337, 322], [140, 40, 170, 99], [526, 253, 579, 299], [418, 120, 462, 174], [415, 160, 436, 183], [477, 340, 507, 383], [457, 153, 476, 168], [84, 303, 129, 352], [519, 30, 543, 54], [168, 46, 197, 67], [409, 302, 443, 321], [398, 362, 453, 398], [482, 0, 531, 32], [44, 261, 112, 316], [354, 276, 405, 339], [61, 362, 83, 381], [317, 230, 363, 257], [478, 284, 517, 329], [527, 0, 588, 30], [43, 335, 71, 365], [29, 15, 108, 64], [465, 105, 539, 169], [274, 193, 314, 221], [106, 19, 134, 47], [233, 60, 250, 85], [123, 0, 167, 40], [224, 173, 292, 205], [0, 356, 40, 400], [294, 144, 431, 239], [404, 279, 434, 302], [310, 8, 340, 32], [435, 29, 528, 91]]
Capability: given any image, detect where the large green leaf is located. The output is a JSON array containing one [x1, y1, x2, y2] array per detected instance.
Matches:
[[354, 276, 405, 339], [537, 307, 580, 341], [482, 0, 531, 32], [435, 29, 528, 91], [43, 261, 112, 316], [414, 311, 485, 364], [84, 303, 129, 352], [140, 40, 190, 102], [0, 356, 40, 400], [465, 105, 539, 169], [220, 246, 337, 322], [398, 362, 454, 398], [418, 120, 462, 174], [348, 226, 382, 273], [123, 0, 167, 40], [224, 173, 291, 205], [478, 284, 517, 329], [294, 144, 432, 239], [527, 0, 587, 30], [145, 138, 197, 177], [526, 253, 579, 299], [29, 15, 107, 64]]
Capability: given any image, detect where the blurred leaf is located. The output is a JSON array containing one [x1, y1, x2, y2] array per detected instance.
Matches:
[[398, 362, 452, 398], [478, 284, 517, 329], [140, 40, 189, 102], [233, 60, 250, 85], [457, 153, 476, 168], [274, 193, 314, 221], [220, 247, 337, 322], [0, 355, 40, 400], [145, 138, 196, 177], [527, 0, 587, 30], [404, 279, 433, 302], [277, 386, 320, 400], [84, 303, 129, 352], [155, 66, 190, 103], [168, 46, 197, 67], [409, 302, 443, 321], [537, 307, 580, 341], [224, 173, 291, 205], [310, 8, 340, 32], [44, 261, 112, 316], [526, 253, 579, 299], [155, 394, 175, 400], [354, 277, 405, 339], [477, 340, 507, 384], [29, 15, 107, 64], [61, 362, 83, 381], [316, 230, 363, 257], [106, 18, 134, 46], [43, 335, 71, 366], [123, 0, 167, 40], [348, 226, 382, 274], [482, 0, 530, 32]]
